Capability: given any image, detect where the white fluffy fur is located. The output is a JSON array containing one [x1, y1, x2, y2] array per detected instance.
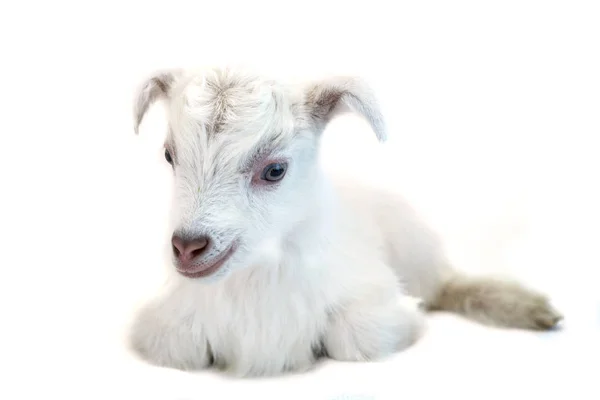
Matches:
[[129, 66, 561, 377]]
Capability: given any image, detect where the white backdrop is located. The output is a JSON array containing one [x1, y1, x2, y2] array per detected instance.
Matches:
[[0, 1, 599, 399]]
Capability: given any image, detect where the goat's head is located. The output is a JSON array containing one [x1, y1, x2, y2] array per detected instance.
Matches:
[[133, 66, 386, 282]]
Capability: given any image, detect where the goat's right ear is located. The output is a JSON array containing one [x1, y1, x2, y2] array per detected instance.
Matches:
[[300, 76, 387, 142], [133, 69, 182, 134]]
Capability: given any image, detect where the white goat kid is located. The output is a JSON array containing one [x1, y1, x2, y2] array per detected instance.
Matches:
[[129, 66, 562, 377]]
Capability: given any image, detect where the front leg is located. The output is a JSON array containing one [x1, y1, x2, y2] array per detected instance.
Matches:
[[128, 290, 211, 371], [324, 290, 425, 362]]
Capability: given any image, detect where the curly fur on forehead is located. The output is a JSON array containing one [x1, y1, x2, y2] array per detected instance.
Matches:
[[166, 67, 296, 147]]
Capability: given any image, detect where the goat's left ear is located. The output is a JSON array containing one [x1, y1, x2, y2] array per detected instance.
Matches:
[[133, 69, 183, 134], [301, 76, 387, 141]]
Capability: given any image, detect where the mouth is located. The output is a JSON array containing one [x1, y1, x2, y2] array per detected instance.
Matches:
[[176, 244, 237, 279]]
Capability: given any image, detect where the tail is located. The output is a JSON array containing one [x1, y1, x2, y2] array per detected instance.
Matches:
[[426, 272, 563, 330]]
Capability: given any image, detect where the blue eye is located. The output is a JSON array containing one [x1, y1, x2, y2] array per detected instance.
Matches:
[[261, 163, 287, 182]]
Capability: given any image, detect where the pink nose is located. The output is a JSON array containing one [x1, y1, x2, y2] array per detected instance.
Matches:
[[171, 235, 210, 267]]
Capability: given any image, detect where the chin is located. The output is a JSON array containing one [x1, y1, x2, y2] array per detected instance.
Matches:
[[177, 263, 234, 285]]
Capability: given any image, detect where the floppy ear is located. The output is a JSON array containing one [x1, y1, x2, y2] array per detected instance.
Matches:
[[133, 69, 183, 134], [302, 76, 387, 141]]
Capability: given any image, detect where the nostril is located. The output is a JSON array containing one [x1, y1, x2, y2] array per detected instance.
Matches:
[[171, 235, 184, 258], [172, 243, 181, 258], [190, 248, 203, 258], [187, 237, 209, 258]]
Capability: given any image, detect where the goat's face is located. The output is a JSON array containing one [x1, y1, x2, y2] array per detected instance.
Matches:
[[133, 67, 386, 282]]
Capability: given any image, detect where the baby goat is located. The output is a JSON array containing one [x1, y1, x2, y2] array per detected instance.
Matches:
[[129, 66, 562, 377]]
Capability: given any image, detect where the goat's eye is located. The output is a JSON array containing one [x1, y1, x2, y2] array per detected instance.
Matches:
[[164, 149, 173, 165], [261, 163, 287, 182]]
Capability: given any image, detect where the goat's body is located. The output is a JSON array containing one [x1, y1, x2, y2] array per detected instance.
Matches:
[[330, 175, 451, 303]]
